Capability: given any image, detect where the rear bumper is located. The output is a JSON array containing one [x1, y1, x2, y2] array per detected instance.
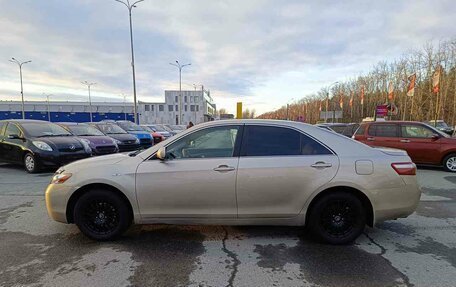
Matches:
[[373, 176, 421, 224]]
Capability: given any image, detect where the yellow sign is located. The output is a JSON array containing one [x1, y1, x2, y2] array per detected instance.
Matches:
[[236, 102, 242, 119]]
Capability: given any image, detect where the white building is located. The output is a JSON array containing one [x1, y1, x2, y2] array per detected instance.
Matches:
[[138, 89, 217, 125]]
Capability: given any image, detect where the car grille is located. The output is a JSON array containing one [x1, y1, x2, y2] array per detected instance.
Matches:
[[58, 146, 83, 152], [95, 145, 117, 154], [140, 138, 152, 145], [123, 140, 136, 144]]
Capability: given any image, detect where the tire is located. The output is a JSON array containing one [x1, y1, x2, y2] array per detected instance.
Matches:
[[307, 191, 366, 245], [73, 189, 131, 241], [24, 152, 39, 173], [443, 153, 456, 173]]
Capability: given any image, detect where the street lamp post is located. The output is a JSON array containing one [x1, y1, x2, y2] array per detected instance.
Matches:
[[114, 0, 144, 124], [169, 61, 191, 125], [325, 81, 339, 123], [43, 93, 53, 122], [81, 81, 96, 122], [9, 58, 31, 119]]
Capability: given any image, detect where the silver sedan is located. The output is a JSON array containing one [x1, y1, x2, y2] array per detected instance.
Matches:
[[45, 119, 421, 244]]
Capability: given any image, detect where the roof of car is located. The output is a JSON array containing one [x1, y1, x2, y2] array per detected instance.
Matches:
[[361, 121, 425, 125], [56, 122, 87, 126], [1, 119, 48, 124]]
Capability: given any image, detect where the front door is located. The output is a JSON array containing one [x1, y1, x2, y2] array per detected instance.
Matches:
[[400, 123, 441, 164], [236, 125, 339, 218], [2, 123, 24, 163], [136, 125, 242, 218]]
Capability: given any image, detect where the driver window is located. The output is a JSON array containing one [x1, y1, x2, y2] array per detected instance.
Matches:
[[166, 126, 240, 159], [6, 123, 21, 137], [402, 125, 434, 138]]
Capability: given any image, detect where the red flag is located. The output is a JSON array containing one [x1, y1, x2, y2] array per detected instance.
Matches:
[[360, 86, 365, 105], [388, 82, 394, 101], [432, 66, 441, 94], [319, 101, 322, 111], [339, 93, 344, 109], [407, 74, 416, 97]]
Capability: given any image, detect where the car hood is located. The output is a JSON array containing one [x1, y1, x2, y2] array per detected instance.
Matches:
[[63, 152, 130, 171], [106, 133, 137, 142], [127, 131, 152, 138], [32, 136, 84, 150], [78, 135, 115, 146]]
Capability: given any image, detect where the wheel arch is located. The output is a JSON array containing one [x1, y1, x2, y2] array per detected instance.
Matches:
[[66, 183, 134, 224], [304, 186, 374, 227], [441, 151, 456, 164]]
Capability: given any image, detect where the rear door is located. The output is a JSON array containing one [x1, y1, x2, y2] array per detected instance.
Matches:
[[365, 123, 400, 148], [236, 124, 339, 218], [399, 123, 441, 164]]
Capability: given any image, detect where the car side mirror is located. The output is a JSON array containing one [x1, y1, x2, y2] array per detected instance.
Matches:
[[156, 146, 167, 160], [8, 134, 22, 140], [431, 134, 440, 140]]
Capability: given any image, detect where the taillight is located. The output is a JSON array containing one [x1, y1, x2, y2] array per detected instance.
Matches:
[[391, 162, 416, 175]]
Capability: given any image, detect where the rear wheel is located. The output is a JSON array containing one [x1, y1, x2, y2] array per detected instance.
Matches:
[[74, 189, 131, 241], [24, 152, 39, 173], [307, 191, 366, 245], [443, 153, 456, 172]]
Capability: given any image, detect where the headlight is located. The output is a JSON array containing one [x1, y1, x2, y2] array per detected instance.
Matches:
[[32, 141, 53, 151], [79, 139, 92, 153], [134, 138, 140, 144], [51, 172, 72, 184]]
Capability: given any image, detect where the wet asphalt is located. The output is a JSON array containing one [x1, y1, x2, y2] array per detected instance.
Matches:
[[0, 163, 455, 287]]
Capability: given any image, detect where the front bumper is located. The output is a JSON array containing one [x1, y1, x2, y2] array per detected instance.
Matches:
[[35, 151, 91, 168], [373, 176, 421, 224], [45, 183, 74, 223]]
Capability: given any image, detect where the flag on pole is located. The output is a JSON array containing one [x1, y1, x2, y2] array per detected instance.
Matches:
[[349, 91, 354, 107], [432, 66, 441, 94], [339, 92, 344, 109], [388, 82, 394, 101], [407, 74, 416, 97], [319, 101, 322, 111], [361, 86, 365, 105]]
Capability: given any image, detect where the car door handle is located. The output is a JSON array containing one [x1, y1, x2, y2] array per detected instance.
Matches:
[[367, 137, 375, 141], [400, 139, 410, 143], [213, 165, 236, 172], [311, 162, 333, 169]]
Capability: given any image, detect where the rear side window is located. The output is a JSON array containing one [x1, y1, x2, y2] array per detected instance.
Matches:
[[368, 124, 398, 137], [241, 125, 332, 156]]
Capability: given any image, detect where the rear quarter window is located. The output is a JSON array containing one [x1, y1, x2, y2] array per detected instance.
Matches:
[[368, 124, 399, 137]]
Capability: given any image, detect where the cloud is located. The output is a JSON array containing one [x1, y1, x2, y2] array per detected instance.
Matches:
[[0, 0, 455, 114]]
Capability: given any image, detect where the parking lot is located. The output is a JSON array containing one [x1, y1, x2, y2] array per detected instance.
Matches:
[[0, 163, 455, 287]]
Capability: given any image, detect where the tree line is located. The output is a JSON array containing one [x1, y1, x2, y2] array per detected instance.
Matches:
[[258, 38, 456, 126]]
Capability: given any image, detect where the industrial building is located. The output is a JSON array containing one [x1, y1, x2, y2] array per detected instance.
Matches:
[[0, 89, 217, 125]]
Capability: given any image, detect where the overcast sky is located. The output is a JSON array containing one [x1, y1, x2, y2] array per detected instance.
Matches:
[[1, 0, 455, 114]]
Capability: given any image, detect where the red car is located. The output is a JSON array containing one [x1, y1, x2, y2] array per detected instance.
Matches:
[[353, 121, 456, 172]]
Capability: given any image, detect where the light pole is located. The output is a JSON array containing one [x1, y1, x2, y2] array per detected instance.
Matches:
[[43, 93, 53, 122], [9, 58, 31, 119], [325, 81, 339, 123], [114, 0, 144, 124], [169, 61, 191, 125], [81, 81, 96, 122]]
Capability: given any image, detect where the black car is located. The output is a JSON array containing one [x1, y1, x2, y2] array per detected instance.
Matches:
[[315, 123, 349, 134], [0, 120, 92, 173], [342, 123, 360, 137], [89, 123, 141, 152]]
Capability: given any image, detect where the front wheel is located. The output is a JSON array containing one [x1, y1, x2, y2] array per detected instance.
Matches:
[[443, 154, 456, 172], [24, 152, 39, 173], [74, 189, 131, 241], [307, 191, 366, 245]]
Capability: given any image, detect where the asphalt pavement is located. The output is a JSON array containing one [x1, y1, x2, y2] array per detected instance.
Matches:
[[0, 163, 455, 287]]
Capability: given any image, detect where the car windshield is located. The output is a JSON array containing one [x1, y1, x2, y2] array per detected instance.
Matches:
[[97, 124, 127, 134], [117, 121, 144, 131], [149, 125, 167, 132], [329, 125, 347, 134], [21, 122, 72, 137], [66, 125, 105, 136], [141, 126, 153, 132], [170, 125, 185, 130], [160, 125, 173, 132]]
